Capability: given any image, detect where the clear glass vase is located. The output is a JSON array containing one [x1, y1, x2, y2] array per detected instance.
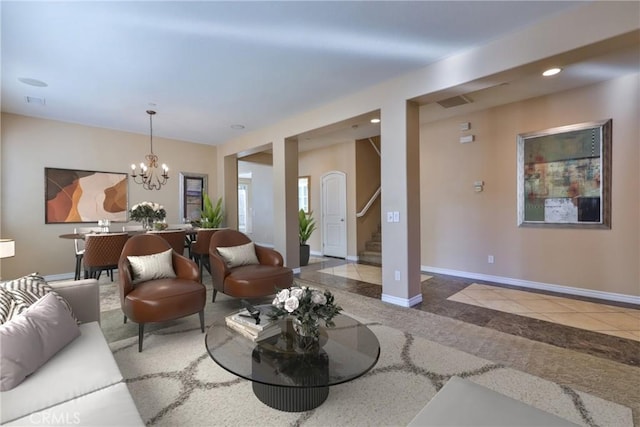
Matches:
[[140, 217, 152, 231], [292, 317, 320, 352]]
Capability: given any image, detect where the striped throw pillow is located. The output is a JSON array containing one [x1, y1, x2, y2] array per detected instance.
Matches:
[[0, 274, 76, 324]]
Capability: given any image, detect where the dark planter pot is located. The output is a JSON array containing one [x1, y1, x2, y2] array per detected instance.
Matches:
[[300, 244, 311, 266]]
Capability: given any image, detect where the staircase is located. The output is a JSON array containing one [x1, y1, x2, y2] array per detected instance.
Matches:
[[359, 225, 381, 265]]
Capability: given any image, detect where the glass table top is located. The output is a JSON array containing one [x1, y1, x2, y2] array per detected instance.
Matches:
[[205, 310, 380, 388]]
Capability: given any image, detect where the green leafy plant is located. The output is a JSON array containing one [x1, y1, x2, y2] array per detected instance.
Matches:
[[200, 194, 224, 228], [299, 209, 316, 245]]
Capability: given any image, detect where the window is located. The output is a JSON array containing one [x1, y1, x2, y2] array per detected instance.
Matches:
[[238, 178, 252, 233], [298, 176, 310, 213]]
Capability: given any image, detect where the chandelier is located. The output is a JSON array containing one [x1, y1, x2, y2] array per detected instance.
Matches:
[[131, 110, 169, 190]]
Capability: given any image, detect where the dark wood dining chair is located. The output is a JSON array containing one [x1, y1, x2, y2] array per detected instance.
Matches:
[[83, 233, 129, 280]]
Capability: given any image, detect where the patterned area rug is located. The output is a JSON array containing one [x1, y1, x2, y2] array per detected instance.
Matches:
[[109, 316, 631, 426]]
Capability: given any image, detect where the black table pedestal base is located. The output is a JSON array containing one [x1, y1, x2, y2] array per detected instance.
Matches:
[[252, 382, 329, 412]]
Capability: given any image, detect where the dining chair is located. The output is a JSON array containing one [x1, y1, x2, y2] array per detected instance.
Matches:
[[73, 226, 102, 280], [168, 224, 194, 255], [83, 233, 129, 280], [190, 228, 223, 280], [148, 229, 187, 256]]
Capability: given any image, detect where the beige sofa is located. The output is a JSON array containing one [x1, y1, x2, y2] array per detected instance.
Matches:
[[0, 279, 143, 426]]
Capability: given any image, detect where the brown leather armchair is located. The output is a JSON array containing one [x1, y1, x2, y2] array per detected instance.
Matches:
[[208, 229, 293, 302], [118, 234, 206, 352]]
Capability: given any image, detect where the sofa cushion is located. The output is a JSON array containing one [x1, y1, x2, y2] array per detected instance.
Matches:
[[0, 322, 123, 424], [6, 383, 144, 426], [127, 249, 176, 284], [0, 274, 76, 323], [0, 293, 80, 391], [217, 242, 259, 268]]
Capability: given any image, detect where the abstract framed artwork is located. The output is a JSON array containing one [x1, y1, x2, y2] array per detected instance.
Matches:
[[517, 119, 612, 229], [45, 167, 128, 223]]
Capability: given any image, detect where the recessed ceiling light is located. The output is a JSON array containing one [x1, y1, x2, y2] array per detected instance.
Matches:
[[370, 118, 381, 124], [231, 124, 245, 130], [18, 77, 48, 87], [542, 68, 562, 77]]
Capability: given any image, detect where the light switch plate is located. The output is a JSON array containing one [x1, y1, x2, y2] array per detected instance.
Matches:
[[387, 211, 394, 222], [393, 211, 400, 222]]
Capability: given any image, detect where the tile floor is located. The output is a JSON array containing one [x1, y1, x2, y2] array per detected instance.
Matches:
[[316, 262, 432, 286], [448, 283, 640, 341], [301, 259, 639, 366]]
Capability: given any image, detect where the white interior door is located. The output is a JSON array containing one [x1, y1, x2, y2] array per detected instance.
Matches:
[[322, 171, 347, 258]]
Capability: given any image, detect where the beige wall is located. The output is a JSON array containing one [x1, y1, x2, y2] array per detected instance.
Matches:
[[420, 74, 640, 297], [299, 142, 357, 257], [0, 113, 217, 279]]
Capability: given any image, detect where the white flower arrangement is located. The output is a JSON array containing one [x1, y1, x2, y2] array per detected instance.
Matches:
[[129, 201, 167, 222], [268, 285, 341, 330]]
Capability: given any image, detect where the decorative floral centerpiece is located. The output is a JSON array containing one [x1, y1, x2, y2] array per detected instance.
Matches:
[[129, 201, 166, 230], [269, 285, 342, 349]]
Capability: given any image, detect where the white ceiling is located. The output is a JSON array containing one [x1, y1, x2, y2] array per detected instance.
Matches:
[[2, 1, 598, 147]]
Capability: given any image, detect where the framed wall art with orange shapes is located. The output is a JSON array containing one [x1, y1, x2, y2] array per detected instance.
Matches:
[[45, 167, 128, 224]]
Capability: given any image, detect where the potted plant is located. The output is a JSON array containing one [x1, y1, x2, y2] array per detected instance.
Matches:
[[200, 194, 224, 228], [299, 209, 316, 266]]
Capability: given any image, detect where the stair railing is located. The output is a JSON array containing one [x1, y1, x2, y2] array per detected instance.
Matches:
[[356, 187, 381, 218], [357, 137, 381, 218]]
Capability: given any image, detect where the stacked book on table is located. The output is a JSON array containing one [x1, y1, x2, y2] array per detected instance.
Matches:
[[225, 307, 281, 342]]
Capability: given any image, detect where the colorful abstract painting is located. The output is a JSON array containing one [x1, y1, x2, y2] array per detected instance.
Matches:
[[45, 168, 128, 223], [517, 119, 611, 228]]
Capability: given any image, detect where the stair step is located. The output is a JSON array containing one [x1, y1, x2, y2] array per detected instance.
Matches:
[[370, 232, 381, 242], [359, 251, 381, 265], [365, 241, 381, 252]]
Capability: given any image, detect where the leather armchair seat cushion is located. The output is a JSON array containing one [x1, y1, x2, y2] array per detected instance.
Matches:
[[224, 265, 293, 298], [124, 279, 205, 324]]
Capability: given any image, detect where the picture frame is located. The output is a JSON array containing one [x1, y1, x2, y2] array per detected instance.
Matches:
[[517, 119, 612, 229], [179, 172, 207, 222], [45, 167, 128, 223]]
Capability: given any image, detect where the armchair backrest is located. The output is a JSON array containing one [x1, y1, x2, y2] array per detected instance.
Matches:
[[118, 234, 172, 303], [208, 229, 251, 250]]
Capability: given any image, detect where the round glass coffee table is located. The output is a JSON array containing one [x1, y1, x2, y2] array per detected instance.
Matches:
[[205, 311, 380, 412]]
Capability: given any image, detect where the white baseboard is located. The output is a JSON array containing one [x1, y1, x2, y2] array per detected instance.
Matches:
[[422, 265, 640, 305], [381, 292, 423, 308], [346, 255, 359, 262]]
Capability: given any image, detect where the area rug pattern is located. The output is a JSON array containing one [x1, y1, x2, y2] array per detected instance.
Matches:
[[109, 318, 632, 427]]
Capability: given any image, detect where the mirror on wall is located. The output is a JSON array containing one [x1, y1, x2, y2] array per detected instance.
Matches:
[[179, 172, 207, 222], [298, 176, 310, 213]]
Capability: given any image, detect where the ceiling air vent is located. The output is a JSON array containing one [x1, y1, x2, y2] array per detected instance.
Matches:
[[437, 94, 472, 109], [24, 96, 46, 105]]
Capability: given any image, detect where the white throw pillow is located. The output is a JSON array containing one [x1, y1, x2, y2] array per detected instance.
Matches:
[[0, 293, 81, 391], [127, 249, 177, 284], [217, 242, 260, 268]]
